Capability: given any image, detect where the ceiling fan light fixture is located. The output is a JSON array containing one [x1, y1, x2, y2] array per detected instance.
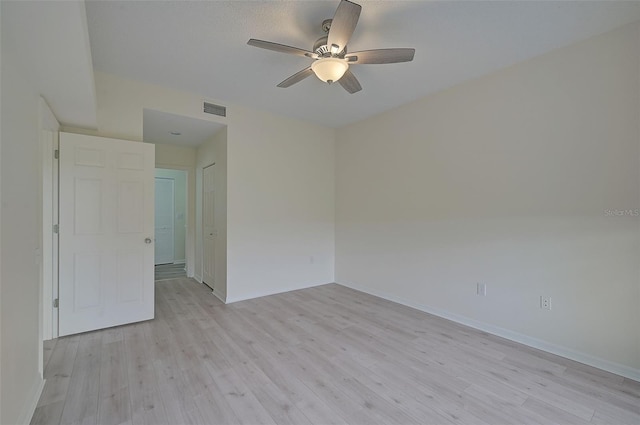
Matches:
[[248, 0, 414, 93], [311, 57, 349, 83]]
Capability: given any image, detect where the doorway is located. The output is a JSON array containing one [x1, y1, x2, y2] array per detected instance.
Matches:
[[155, 168, 187, 280], [155, 177, 175, 264]]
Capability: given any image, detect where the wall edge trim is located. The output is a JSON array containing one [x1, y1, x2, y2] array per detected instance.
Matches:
[[19, 377, 45, 425], [212, 290, 226, 304], [225, 281, 331, 305]]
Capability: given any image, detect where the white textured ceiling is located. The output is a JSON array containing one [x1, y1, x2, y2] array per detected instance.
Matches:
[[143, 109, 226, 147], [86, 1, 640, 128]]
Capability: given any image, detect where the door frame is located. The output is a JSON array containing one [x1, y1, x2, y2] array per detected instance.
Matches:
[[201, 163, 216, 291], [40, 98, 60, 349], [155, 163, 195, 277]]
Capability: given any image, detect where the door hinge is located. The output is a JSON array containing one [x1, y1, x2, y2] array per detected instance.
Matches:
[[54, 149, 59, 160], [53, 224, 59, 234], [53, 298, 59, 308]]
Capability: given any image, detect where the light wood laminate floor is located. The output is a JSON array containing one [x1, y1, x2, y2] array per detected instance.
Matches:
[[154, 263, 187, 281], [33, 279, 640, 425]]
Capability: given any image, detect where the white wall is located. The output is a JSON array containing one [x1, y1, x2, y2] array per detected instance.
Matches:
[[0, 32, 46, 425], [67, 72, 336, 303], [61, 71, 226, 143], [225, 106, 335, 302], [196, 128, 228, 300], [335, 23, 640, 379], [155, 144, 197, 169], [155, 168, 188, 262]]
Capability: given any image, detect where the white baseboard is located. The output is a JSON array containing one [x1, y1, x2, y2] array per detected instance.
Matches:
[[212, 290, 226, 303], [225, 281, 330, 304], [18, 376, 45, 425], [337, 281, 640, 382], [194, 274, 202, 283]]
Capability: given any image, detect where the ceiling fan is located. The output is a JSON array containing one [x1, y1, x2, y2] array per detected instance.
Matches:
[[247, 0, 415, 94]]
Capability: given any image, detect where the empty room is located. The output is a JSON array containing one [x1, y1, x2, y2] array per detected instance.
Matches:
[[1, 1, 639, 424]]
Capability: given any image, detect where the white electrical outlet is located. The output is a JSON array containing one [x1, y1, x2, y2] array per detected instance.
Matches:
[[540, 296, 551, 310], [476, 283, 487, 296]]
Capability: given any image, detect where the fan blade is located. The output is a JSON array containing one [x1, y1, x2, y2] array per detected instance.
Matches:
[[248, 39, 318, 59], [327, 0, 361, 53], [345, 48, 415, 64], [339, 69, 362, 94], [277, 67, 314, 88]]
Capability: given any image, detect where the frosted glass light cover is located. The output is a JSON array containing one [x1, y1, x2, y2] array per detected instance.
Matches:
[[311, 58, 349, 83]]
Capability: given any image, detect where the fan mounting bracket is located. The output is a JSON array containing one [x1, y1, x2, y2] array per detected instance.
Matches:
[[321, 19, 332, 33]]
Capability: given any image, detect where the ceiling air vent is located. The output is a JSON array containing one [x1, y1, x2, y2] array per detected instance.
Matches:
[[203, 102, 226, 117]]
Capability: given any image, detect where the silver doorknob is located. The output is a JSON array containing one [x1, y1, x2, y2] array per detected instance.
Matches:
[[145, 237, 152, 244]]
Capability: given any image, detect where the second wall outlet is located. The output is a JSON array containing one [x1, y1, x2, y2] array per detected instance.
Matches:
[[476, 283, 487, 296], [540, 296, 551, 310]]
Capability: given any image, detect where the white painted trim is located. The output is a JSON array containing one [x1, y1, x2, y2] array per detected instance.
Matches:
[[0, 1, 3, 411], [51, 132, 59, 340], [39, 97, 60, 353], [225, 281, 330, 305], [173, 260, 186, 265], [18, 377, 45, 425], [40, 129, 59, 342], [337, 281, 640, 382], [201, 163, 215, 290], [211, 290, 225, 304], [194, 274, 203, 283], [41, 130, 54, 343]]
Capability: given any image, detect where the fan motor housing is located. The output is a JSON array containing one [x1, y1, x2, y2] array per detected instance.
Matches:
[[313, 35, 346, 57]]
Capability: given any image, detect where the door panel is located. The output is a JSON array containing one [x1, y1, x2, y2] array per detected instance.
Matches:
[[59, 132, 154, 336], [117, 249, 144, 303], [74, 178, 102, 234], [73, 252, 102, 310], [118, 181, 144, 233]]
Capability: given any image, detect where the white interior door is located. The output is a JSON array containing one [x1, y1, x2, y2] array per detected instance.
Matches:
[[202, 164, 215, 289], [154, 177, 175, 265], [58, 132, 155, 336]]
